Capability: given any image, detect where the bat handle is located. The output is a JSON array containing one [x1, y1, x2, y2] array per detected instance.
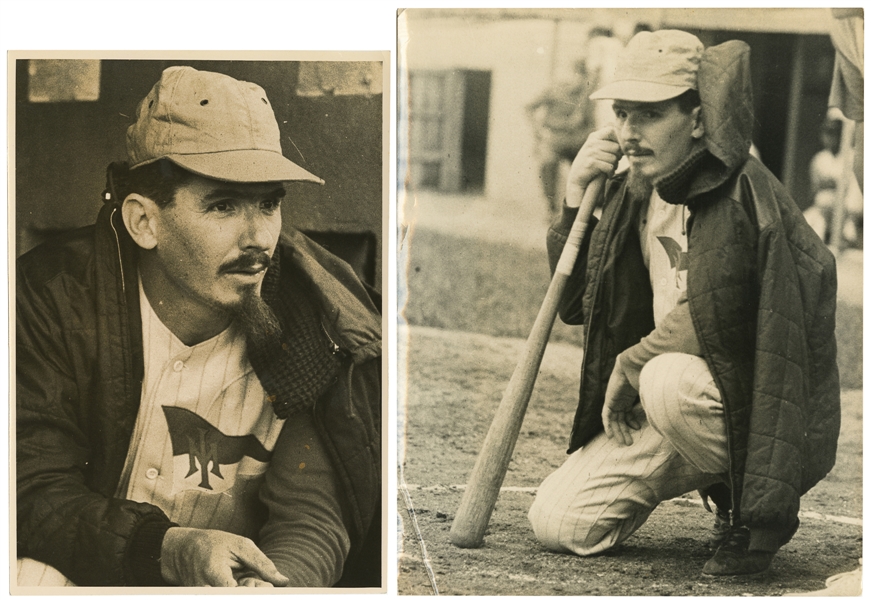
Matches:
[[554, 177, 602, 276]]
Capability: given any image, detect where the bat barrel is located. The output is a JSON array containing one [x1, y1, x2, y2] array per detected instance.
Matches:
[[448, 177, 603, 549], [449, 277, 566, 547]]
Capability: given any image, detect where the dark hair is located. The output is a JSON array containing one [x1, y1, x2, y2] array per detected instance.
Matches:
[[674, 88, 701, 114], [634, 23, 653, 35], [105, 159, 194, 208], [588, 26, 613, 38]]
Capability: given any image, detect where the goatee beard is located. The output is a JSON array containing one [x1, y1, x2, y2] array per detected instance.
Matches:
[[626, 168, 654, 202], [234, 287, 282, 347]]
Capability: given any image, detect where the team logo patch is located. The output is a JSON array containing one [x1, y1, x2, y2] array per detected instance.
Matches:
[[657, 236, 688, 289], [657, 236, 688, 271], [162, 405, 273, 490]]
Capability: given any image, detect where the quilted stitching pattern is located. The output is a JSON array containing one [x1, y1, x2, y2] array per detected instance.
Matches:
[[554, 40, 839, 531]]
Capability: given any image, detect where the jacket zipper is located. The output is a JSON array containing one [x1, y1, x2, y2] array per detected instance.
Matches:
[[109, 207, 126, 294], [321, 321, 342, 355], [684, 208, 737, 523], [319, 323, 361, 424]]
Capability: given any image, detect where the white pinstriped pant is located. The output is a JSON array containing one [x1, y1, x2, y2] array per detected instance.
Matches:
[[528, 353, 729, 556], [16, 558, 75, 587]]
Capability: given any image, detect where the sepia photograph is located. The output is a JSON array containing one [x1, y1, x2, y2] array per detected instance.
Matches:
[[397, 8, 863, 596], [12, 54, 387, 589]]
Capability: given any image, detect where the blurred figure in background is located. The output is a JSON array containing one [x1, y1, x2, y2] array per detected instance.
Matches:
[[586, 27, 625, 129], [828, 8, 863, 191], [804, 112, 863, 247], [527, 58, 597, 217]]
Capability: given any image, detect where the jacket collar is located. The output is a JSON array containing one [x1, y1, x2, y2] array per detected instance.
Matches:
[[654, 40, 755, 206]]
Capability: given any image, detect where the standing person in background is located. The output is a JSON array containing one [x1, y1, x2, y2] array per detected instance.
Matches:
[[828, 8, 863, 191], [527, 58, 597, 217], [804, 113, 863, 246], [586, 27, 625, 129]]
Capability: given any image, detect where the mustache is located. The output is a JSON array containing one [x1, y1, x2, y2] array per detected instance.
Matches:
[[219, 251, 272, 274], [622, 143, 652, 155]]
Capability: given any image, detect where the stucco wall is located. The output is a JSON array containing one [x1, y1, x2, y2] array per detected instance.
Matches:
[[402, 16, 592, 205]]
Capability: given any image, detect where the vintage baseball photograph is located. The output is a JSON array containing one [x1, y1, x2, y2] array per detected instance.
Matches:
[[398, 8, 863, 596], [12, 54, 387, 589]]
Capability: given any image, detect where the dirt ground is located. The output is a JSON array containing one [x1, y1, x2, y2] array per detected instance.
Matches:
[[397, 326, 863, 596]]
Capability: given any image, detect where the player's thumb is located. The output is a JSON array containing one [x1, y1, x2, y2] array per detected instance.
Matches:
[[238, 548, 289, 587]]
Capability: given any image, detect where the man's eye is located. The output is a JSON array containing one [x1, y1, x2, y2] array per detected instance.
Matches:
[[643, 111, 659, 119], [210, 201, 233, 212], [262, 198, 283, 212]]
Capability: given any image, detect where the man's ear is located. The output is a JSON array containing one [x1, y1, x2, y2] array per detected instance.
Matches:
[[121, 193, 159, 250], [691, 106, 705, 140]]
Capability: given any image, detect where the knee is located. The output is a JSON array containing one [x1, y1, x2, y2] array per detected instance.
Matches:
[[638, 353, 710, 435], [528, 488, 619, 556], [528, 487, 566, 551]]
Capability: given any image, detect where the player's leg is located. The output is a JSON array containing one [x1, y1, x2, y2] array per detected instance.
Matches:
[[638, 353, 728, 475], [528, 404, 723, 556], [16, 558, 76, 587]]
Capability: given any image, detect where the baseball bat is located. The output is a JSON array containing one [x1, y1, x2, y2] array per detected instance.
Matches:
[[449, 176, 605, 548]]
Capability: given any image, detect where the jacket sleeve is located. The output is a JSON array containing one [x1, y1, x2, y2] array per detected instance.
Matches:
[[318, 358, 382, 588], [741, 219, 841, 534], [617, 293, 703, 390], [258, 411, 352, 587], [546, 202, 599, 324], [16, 265, 174, 586]]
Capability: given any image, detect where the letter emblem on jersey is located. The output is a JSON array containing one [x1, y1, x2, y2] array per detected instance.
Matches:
[[657, 236, 688, 289], [162, 405, 273, 491], [657, 236, 688, 271]]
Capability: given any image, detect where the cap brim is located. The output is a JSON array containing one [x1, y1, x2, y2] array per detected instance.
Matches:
[[589, 80, 692, 103], [139, 150, 324, 184]]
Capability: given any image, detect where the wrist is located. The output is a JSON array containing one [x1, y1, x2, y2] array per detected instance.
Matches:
[[159, 526, 188, 585], [128, 517, 178, 586]]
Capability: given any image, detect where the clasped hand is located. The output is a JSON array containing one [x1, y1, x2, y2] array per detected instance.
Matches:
[[565, 126, 623, 208], [161, 527, 288, 587]]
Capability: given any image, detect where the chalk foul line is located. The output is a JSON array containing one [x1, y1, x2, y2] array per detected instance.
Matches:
[[403, 484, 862, 528]]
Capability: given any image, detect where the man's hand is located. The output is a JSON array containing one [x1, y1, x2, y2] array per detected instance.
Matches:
[[566, 126, 622, 207], [237, 575, 275, 587], [602, 356, 641, 446], [160, 527, 289, 587]]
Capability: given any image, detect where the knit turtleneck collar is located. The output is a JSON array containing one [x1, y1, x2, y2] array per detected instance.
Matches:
[[654, 140, 744, 207], [653, 145, 708, 206], [249, 249, 342, 419]]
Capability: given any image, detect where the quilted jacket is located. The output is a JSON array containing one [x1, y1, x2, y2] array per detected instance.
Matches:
[[548, 40, 840, 532], [17, 202, 382, 586]]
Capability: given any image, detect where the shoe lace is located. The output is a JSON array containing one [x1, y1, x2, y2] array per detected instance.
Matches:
[[720, 525, 750, 549]]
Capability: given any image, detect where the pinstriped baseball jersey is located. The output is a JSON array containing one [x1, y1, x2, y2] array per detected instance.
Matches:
[[115, 280, 284, 539], [639, 189, 689, 325]]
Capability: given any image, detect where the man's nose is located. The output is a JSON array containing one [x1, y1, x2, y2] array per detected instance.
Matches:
[[240, 208, 275, 250], [619, 117, 640, 141]]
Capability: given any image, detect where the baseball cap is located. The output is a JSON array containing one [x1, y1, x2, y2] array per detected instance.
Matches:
[[589, 30, 704, 102], [126, 66, 323, 184]]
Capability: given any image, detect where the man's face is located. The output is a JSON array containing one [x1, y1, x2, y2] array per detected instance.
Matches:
[[612, 98, 700, 182], [149, 174, 285, 317]]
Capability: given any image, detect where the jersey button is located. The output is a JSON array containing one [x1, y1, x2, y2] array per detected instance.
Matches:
[[173, 360, 184, 372], [145, 468, 159, 480]]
